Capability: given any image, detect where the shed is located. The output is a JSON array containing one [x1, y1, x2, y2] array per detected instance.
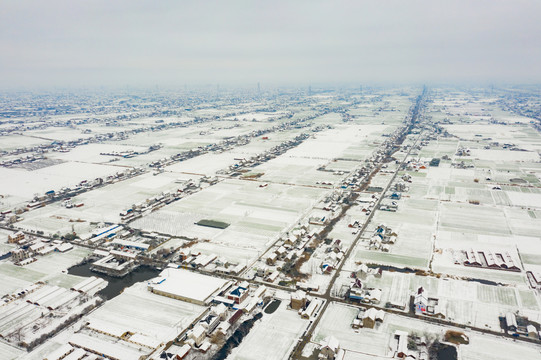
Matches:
[[506, 312, 518, 332], [175, 344, 191, 359], [527, 325, 537, 338]]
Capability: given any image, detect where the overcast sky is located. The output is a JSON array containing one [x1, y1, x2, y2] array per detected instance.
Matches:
[[1, 0, 540, 89]]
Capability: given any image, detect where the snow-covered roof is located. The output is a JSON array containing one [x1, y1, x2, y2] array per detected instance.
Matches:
[[44, 344, 74, 360], [87, 319, 126, 338], [69, 333, 144, 360], [129, 333, 161, 349], [56, 243, 73, 252], [321, 335, 340, 352], [191, 324, 206, 339], [149, 268, 229, 304]]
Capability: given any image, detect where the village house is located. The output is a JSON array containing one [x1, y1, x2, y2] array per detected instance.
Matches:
[[211, 322, 230, 342], [290, 290, 307, 310], [266, 252, 277, 265], [363, 289, 382, 304], [211, 303, 228, 321], [188, 324, 206, 347], [199, 313, 220, 334], [301, 298, 322, 319], [505, 312, 518, 333], [8, 231, 25, 244], [414, 287, 446, 318], [11, 248, 30, 263], [527, 324, 538, 339], [379, 199, 398, 212], [29, 241, 46, 254], [355, 263, 370, 280], [175, 344, 191, 359], [319, 336, 344, 360], [392, 330, 410, 359], [362, 307, 385, 329]]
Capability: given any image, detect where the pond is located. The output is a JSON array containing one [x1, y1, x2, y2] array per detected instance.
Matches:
[[437, 344, 457, 360], [68, 261, 159, 299], [264, 299, 281, 314]]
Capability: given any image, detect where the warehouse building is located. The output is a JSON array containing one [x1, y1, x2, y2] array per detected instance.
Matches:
[[147, 268, 230, 305]]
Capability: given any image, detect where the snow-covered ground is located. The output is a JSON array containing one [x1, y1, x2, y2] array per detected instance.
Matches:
[[227, 293, 310, 360]]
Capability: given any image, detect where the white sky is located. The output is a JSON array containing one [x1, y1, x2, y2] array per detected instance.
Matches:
[[1, 0, 540, 88]]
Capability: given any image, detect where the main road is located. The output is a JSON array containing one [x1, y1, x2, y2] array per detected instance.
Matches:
[[288, 88, 428, 359]]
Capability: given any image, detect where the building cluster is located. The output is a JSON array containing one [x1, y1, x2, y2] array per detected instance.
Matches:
[[7, 231, 73, 266], [150, 114, 321, 177], [341, 163, 374, 191], [348, 280, 382, 305], [379, 198, 399, 212], [347, 264, 382, 304], [175, 250, 246, 276], [120, 189, 181, 223], [365, 180, 407, 216], [403, 160, 428, 172], [289, 290, 324, 319], [224, 132, 315, 176], [503, 312, 540, 339], [0, 167, 145, 224], [389, 330, 429, 360], [0, 112, 189, 163], [144, 268, 268, 356], [356, 193, 379, 217], [368, 224, 398, 252], [351, 307, 385, 329], [79, 224, 121, 246], [91, 249, 137, 277], [79, 224, 153, 255], [321, 239, 345, 274], [0, 153, 47, 168], [99, 145, 161, 159], [182, 299, 256, 355], [258, 223, 324, 283]]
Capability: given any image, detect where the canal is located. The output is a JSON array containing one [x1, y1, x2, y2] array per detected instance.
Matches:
[[68, 261, 160, 300]]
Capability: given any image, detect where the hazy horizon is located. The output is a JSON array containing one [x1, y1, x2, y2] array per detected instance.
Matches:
[[2, 0, 541, 90]]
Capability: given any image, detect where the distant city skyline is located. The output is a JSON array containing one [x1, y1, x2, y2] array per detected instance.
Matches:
[[1, 0, 540, 89]]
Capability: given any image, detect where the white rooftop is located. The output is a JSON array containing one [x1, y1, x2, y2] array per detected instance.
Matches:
[[149, 268, 229, 304]]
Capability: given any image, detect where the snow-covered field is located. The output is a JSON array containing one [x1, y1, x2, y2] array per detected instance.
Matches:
[[227, 293, 310, 360], [0, 162, 122, 200], [132, 179, 328, 264], [0, 246, 91, 296]]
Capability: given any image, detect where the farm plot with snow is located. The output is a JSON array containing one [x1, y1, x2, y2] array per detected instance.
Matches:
[[0, 246, 92, 296], [131, 179, 328, 264]]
